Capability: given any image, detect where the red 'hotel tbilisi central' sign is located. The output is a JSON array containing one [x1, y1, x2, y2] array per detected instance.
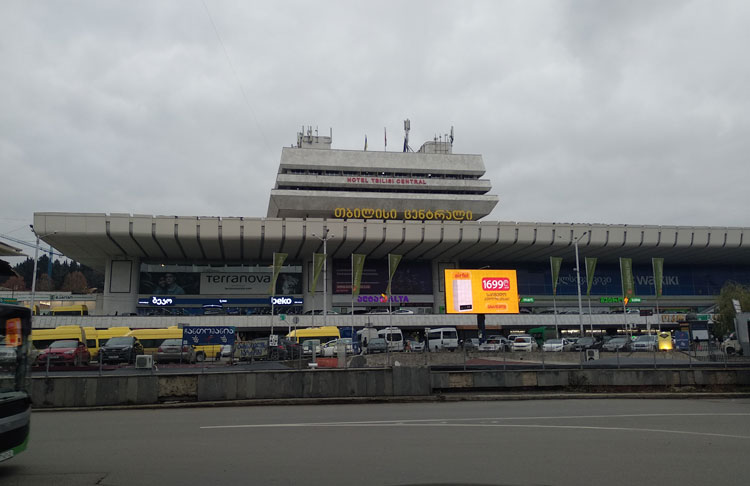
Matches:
[[346, 177, 427, 185]]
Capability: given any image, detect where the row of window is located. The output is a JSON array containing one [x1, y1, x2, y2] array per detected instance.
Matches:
[[276, 185, 489, 195], [281, 168, 480, 180]]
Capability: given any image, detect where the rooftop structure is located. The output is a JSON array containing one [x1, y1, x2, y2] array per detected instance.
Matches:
[[267, 124, 499, 220]]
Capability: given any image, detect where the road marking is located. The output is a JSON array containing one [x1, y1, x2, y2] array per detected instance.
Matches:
[[201, 412, 750, 440], [202, 411, 750, 428]]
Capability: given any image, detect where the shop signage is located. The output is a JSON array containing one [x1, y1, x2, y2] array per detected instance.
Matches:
[[345, 177, 427, 185], [357, 294, 409, 303], [200, 272, 302, 295], [333, 208, 473, 221], [182, 326, 235, 346], [599, 296, 642, 304], [150, 296, 175, 306]]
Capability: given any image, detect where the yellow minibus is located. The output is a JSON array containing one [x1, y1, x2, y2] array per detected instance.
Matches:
[[126, 327, 218, 362]]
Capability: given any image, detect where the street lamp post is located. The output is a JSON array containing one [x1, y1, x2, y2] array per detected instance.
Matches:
[[574, 231, 589, 336], [312, 229, 334, 320], [29, 228, 56, 320]]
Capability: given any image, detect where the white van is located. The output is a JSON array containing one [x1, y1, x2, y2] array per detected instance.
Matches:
[[427, 327, 459, 351], [377, 327, 404, 352]]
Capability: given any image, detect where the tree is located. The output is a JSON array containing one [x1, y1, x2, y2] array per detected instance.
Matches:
[[35, 273, 55, 291], [1, 275, 27, 292], [13, 257, 104, 294], [60, 271, 89, 294], [714, 282, 750, 339]]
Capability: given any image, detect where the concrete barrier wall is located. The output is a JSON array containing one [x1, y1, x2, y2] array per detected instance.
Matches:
[[430, 368, 750, 390], [31, 367, 431, 408], [30, 367, 748, 408], [32, 375, 159, 408], [360, 350, 691, 367]]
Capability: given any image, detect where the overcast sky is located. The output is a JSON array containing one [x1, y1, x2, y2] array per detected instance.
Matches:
[[2, 0, 749, 258]]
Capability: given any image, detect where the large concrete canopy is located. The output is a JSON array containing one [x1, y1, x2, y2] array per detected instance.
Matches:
[[33, 212, 750, 272]]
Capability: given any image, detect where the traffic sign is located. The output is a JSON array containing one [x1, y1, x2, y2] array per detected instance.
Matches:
[[519, 297, 535, 303]]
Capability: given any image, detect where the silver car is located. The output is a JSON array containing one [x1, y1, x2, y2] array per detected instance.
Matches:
[[154, 339, 196, 363], [631, 335, 658, 351]]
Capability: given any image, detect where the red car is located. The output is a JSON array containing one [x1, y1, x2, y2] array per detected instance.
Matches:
[[37, 339, 91, 367]]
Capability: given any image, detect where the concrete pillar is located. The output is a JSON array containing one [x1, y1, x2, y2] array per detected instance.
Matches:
[[102, 256, 140, 316], [432, 261, 458, 314]]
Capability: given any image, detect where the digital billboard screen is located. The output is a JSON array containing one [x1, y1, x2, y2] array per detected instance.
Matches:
[[444, 269, 519, 314]]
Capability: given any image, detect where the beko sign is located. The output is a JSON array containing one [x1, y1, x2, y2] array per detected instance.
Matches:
[[270, 296, 301, 306]]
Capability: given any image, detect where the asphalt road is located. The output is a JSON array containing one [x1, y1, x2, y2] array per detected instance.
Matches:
[[3, 398, 750, 485]]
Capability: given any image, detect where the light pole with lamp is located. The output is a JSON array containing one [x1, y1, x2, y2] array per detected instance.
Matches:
[[312, 229, 334, 320], [573, 231, 589, 337], [29, 227, 57, 320]]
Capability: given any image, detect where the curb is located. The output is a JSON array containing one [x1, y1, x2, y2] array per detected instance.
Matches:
[[32, 391, 750, 413]]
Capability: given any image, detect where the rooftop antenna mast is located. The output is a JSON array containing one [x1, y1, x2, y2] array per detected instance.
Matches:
[[403, 119, 412, 152], [450, 126, 454, 146]]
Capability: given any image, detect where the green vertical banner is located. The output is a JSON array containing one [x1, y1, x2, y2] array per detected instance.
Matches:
[[351, 254, 366, 299], [550, 257, 563, 296], [269, 252, 288, 295], [309, 253, 325, 293], [619, 257, 634, 297], [585, 257, 597, 296], [386, 254, 402, 296], [652, 258, 664, 297]]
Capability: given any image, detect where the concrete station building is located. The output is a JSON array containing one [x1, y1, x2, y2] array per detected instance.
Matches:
[[30, 125, 750, 333]]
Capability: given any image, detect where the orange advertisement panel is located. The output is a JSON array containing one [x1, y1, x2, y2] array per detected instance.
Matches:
[[6, 317, 22, 346], [444, 269, 519, 314]]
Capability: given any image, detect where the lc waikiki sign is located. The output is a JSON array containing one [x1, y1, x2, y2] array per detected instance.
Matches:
[[444, 269, 519, 314]]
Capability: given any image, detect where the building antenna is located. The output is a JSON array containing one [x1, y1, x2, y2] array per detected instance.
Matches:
[[403, 119, 412, 152]]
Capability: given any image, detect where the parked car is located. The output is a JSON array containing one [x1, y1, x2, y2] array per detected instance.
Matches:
[[99, 336, 144, 364], [464, 338, 480, 350], [320, 338, 354, 357], [511, 335, 537, 352], [301, 339, 322, 356], [219, 345, 233, 358], [601, 336, 630, 352], [487, 335, 512, 350], [407, 339, 425, 352], [281, 338, 303, 360], [542, 338, 573, 352], [365, 337, 388, 353], [721, 332, 742, 355], [266, 338, 301, 360], [37, 339, 91, 367], [572, 336, 598, 351], [366, 308, 390, 315], [392, 308, 415, 315], [478, 337, 509, 351], [631, 334, 658, 352], [155, 338, 196, 363]]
